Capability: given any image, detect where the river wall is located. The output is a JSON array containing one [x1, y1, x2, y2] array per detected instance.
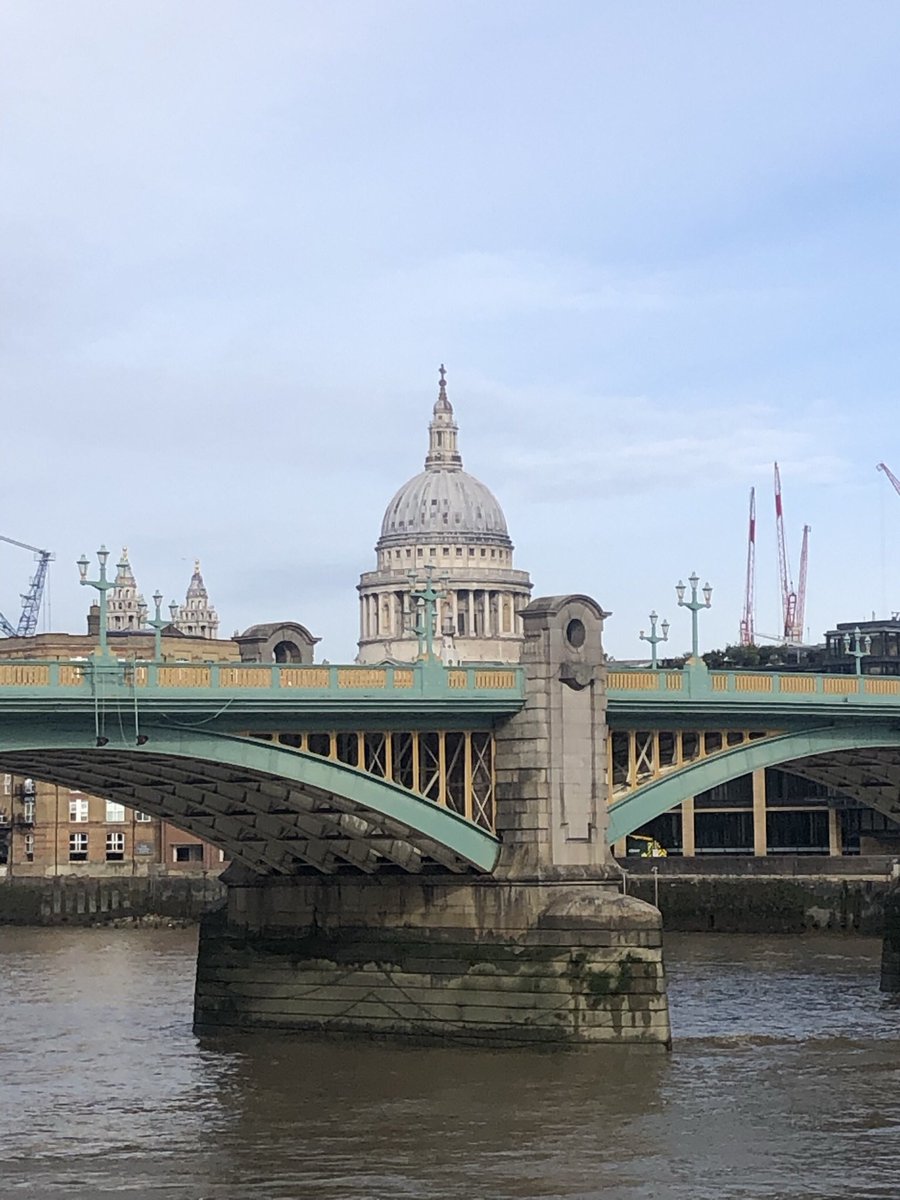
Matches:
[[624, 855, 900, 935], [0, 874, 226, 925], [1, 859, 898, 934]]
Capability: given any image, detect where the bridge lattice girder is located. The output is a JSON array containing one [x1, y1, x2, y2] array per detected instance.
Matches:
[[606, 725, 900, 843], [0, 725, 500, 876]]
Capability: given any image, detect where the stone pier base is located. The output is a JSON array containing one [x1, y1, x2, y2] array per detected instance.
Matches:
[[880, 883, 900, 990], [194, 874, 671, 1047]]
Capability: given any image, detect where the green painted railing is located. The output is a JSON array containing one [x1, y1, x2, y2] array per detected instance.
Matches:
[[0, 658, 524, 710], [606, 665, 900, 706]]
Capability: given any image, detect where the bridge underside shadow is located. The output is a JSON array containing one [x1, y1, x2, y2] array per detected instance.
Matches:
[[607, 726, 900, 843], [0, 725, 499, 876]]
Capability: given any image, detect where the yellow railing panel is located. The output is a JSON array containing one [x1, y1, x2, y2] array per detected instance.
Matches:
[[0, 665, 50, 686], [864, 678, 900, 696], [664, 673, 683, 690], [338, 669, 387, 689], [448, 671, 467, 689], [711, 675, 729, 691], [608, 672, 660, 690], [394, 670, 414, 689], [779, 674, 816, 693], [734, 674, 773, 692], [279, 668, 330, 689], [824, 677, 859, 695], [219, 667, 271, 688], [59, 665, 85, 687], [158, 666, 211, 688], [475, 670, 517, 690]]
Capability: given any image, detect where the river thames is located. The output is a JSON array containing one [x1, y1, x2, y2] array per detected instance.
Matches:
[[1, 928, 899, 1199]]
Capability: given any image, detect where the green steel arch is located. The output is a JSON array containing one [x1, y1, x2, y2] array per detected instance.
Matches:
[[607, 725, 900, 844], [0, 723, 499, 875]]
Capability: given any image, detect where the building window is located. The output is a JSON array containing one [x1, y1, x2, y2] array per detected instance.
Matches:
[[106, 832, 126, 861], [105, 801, 126, 823], [2, 774, 10, 795], [135, 811, 153, 823], [23, 797, 35, 824], [24, 833, 34, 862], [68, 833, 89, 862], [69, 798, 89, 823], [173, 844, 204, 863]]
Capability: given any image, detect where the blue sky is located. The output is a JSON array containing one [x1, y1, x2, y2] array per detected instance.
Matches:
[[3, 1, 900, 660]]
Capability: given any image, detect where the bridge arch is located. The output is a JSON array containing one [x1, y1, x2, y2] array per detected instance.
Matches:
[[0, 725, 499, 875], [607, 725, 900, 843]]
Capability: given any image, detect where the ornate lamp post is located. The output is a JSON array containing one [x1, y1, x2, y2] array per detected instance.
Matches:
[[676, 572, 713, 661], [639, 611, 670, 669], [147, 590, 167, 661], [843, 626, 871, 676], [77, 546, 116, 660], [407, 565, 447, 662]]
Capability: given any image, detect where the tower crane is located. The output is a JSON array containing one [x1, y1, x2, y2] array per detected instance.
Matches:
[[796, 523, 810, 645], [0, 535, 54, 638], [774, 464, 808, 644], [739, 487, 756, 646], [877, 462, 900, 498]]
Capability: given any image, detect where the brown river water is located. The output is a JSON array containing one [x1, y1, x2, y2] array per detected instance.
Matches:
[[1, 928, 899, 1200]]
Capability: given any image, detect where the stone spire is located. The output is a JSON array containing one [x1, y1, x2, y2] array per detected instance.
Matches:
[[424, 364, 462, 471], [172, 559, 219, 639], [106, 547, 146, 631]]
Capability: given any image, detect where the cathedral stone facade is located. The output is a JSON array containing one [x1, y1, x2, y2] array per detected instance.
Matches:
[[357, 369, 532, 665]]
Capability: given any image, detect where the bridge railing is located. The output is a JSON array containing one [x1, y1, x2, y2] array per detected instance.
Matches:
[[0, 659, 524, 700], [606, 667, 900, 703]]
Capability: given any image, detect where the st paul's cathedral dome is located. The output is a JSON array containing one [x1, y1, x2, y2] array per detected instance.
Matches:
[[357, 367, 532, 665]]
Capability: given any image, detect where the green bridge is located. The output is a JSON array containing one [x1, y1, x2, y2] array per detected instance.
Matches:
[[2, 651, 900, 872], [7, 593, 900, 1043]]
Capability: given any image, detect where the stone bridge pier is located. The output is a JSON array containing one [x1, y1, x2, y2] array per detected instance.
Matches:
[[194, 596, 671, 1047]]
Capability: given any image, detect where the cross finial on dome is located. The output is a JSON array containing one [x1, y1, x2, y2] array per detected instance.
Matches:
[[434, 363, 452, 415]]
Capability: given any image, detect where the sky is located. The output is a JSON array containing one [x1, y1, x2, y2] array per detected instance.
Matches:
[[3, 1, 900, 662]]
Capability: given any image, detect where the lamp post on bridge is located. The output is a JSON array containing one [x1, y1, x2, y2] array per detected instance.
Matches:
[[407, 566, 447, 663], [77, 546, 118, 661], [843, 626, 871, 676], [639, 611, 670, 669], [676, 572, 712, 662], [147, 590, 167, 661]]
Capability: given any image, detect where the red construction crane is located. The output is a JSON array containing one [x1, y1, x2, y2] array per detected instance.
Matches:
[[877, 462, 900, 498], [773, 463, 808, 643], [739, 487, 756, 646]]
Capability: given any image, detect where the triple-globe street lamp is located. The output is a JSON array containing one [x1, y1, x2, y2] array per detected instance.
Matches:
[[676, 572, 713, 661], [77, 546, 119, 660], [843, 626, 872, 676], [639, 611, 670, 669]]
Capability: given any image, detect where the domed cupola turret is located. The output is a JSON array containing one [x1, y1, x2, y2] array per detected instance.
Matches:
[[424, 365, 462, 470], [357, 367, 532, 665]]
